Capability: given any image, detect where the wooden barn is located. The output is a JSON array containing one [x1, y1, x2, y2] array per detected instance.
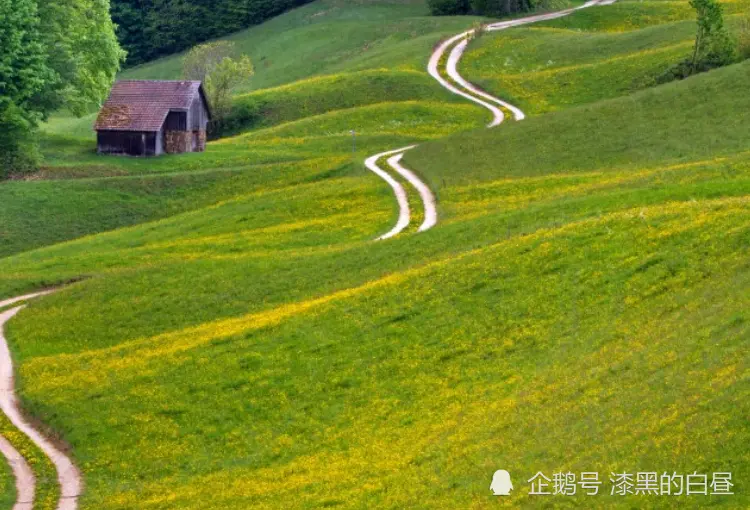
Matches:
[[94, 80, 212, 156]]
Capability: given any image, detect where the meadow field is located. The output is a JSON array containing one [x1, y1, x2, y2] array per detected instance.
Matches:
[[0, 0, 748, 508]]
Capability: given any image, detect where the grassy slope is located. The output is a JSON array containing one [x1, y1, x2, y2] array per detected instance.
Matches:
[[461, 0, 748, 114], [1, 1, 481, 258], [119, 0, 479, 92], [4, 95, 477, 257], [0, 458, 12, 509], [41, 0, 482, 140], [405, 61, 750, 185], [0, 0, 748, 508]]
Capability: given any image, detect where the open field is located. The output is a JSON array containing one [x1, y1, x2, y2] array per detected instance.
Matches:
[[460, 0, 750, 114], [4, 1, 484, 259], [0, 0, 748, 508]]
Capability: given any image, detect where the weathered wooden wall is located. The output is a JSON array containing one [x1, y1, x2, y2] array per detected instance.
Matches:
[[189, 97, 208, 131], [97, 131, 156, 156]]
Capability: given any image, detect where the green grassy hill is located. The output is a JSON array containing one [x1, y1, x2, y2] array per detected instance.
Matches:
[[5, 2, 482, 257], [0, 0, 748, 508], [460, 0, 749, 114]]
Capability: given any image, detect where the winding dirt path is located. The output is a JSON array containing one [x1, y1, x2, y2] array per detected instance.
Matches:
[[0, 291, 55, 311], [386, 154, 438, 233], [366, 0, 614, 240], [365, 146, 418, 239], [438, 0, 611, 123], [0, 435, 34, 510], [428, 31, 506, 128], [446, 38, 526, 121], [0, 295, 82, 510]]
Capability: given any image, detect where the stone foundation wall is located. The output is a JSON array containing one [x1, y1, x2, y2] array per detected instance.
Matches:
[[195, 130, 207, 152], [165, 130, 192, 154]]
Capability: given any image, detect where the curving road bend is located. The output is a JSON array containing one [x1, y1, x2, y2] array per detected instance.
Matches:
[[365, 0, 614, 240], [365, 146, 418, 240], [427, 31, 506, 128], [0, 295, 82, 510], [386, 154, 438, 233], [446, 38, 526, 121], [0, 291, 55, 311], [439, 0, 612, 123], [0, 435, 34, 510]]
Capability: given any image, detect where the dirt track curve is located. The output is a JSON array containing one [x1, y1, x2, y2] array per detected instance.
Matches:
[[0, 292, 82, 510], [366, 0, 615, 240]]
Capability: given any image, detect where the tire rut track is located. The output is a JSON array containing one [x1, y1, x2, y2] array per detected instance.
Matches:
[[0, 294, 82, 510], [365, 0, 615, 240]]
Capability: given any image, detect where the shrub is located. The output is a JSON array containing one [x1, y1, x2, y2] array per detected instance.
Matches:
[[470, 21, 487, 41], [183, 42, 255, 134], [658, 0, 736, 82], [0, 104, 41, 179], [211, 98, 267, 139], [739, 15, 750, 60], [471, 0, 533, 17], [427, 0, 471, 15]]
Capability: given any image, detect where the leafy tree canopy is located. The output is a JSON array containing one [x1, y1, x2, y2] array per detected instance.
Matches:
[[182, 41, 254, 132], [1, 0, 124, 177], [0, 0, 55, 122], [659, 0, 736, 82], [428, 0, 560, 16], [689, 0, 735, 71], [112, 0, 315, 66], [37, 0, 126, 116]]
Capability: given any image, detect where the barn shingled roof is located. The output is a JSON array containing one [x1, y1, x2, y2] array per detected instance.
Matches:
[[94, 80, 210, 132]]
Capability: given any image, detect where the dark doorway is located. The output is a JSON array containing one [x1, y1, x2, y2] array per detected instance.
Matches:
[[165, 111, 188, 131]]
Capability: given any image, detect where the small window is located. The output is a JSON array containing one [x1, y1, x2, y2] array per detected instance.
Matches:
[[165, 111, 187, 131]]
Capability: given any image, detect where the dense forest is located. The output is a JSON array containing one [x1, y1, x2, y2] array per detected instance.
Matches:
[[111, 0, 315, 66], [428, 0, 545, 16]]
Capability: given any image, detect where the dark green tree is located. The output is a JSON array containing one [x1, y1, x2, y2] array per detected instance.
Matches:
[[659, 0, 736, 82], [1, 0, 124, 177], [471, 0, 533, 17], [110, 1, 149, 65], [111, 0, 317, 67], [427, 0, 471, 15], [0, 0, 55, 175], [689, 0, 735, 73]]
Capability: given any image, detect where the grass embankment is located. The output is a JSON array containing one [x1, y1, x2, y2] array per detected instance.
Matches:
[[461, 0, 750, 114], [0, 453, 12, 509], [3, 96, 477, 257], [0, 0, 748, 507], [3, 1, 483, 258], [0, 414, 58, 509], [404, 60, 750, 185], [0, 57, 748, 510]]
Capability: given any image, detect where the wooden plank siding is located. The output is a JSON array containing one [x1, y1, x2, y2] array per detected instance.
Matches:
[[97, 131, 158, 156], [95, 80, 212, 157]]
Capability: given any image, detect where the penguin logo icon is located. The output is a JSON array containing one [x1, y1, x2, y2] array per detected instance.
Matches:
[[490, 469, 513, 496]]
